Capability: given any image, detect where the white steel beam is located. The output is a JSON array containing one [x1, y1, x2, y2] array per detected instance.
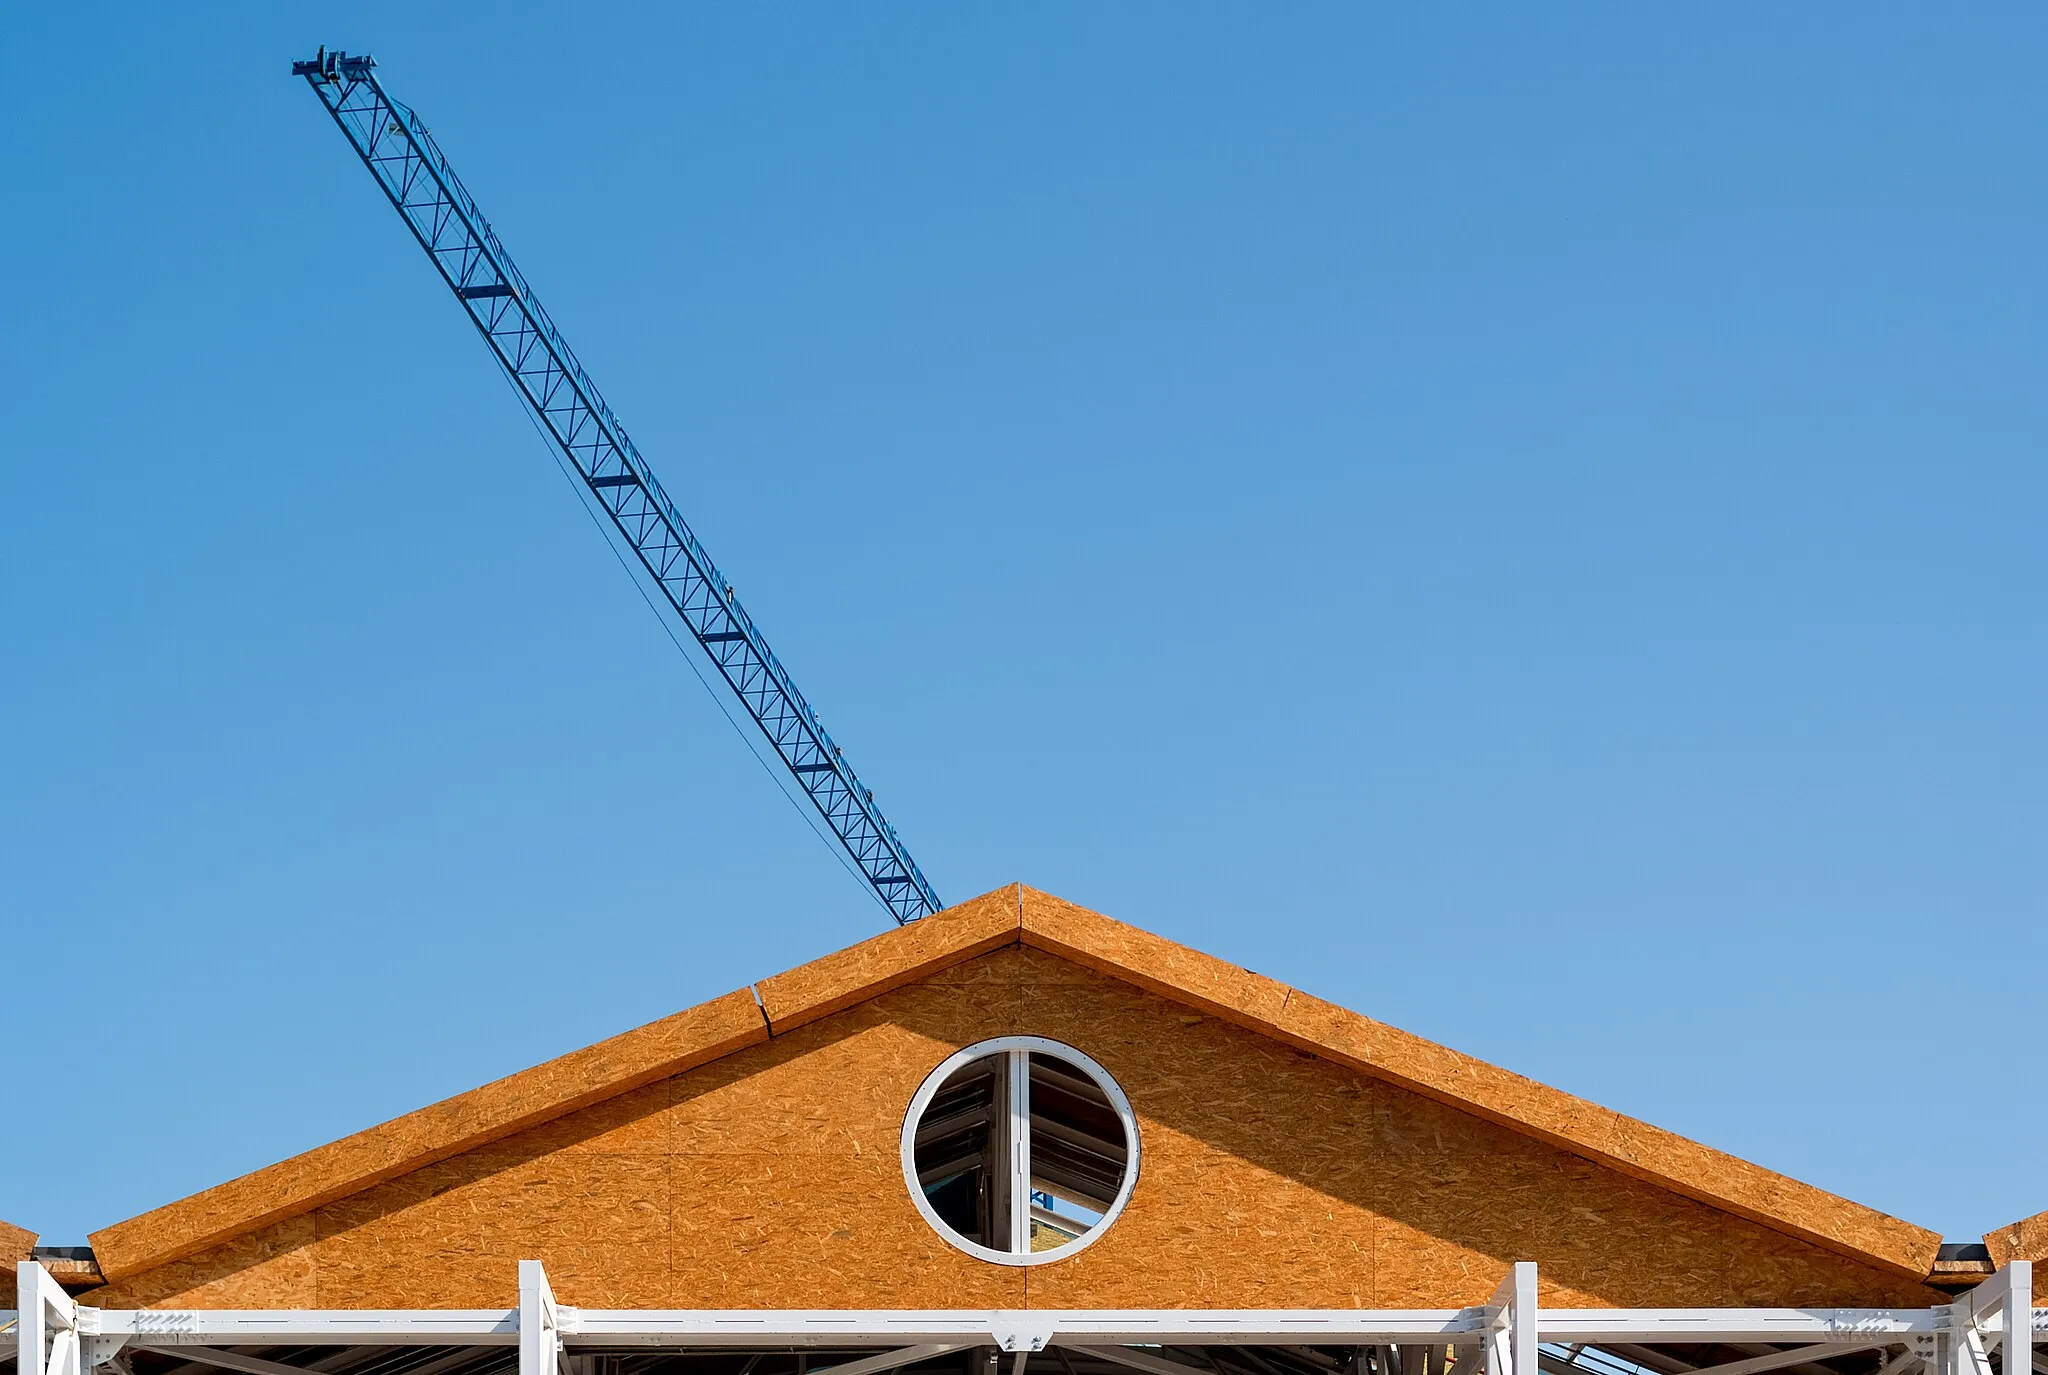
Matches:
[[99, 1312, 518, 1345], [567, 1311, 1488, 1347], [61, 1304, 1954, 1351], [1541, 1311, 1940, 1345]]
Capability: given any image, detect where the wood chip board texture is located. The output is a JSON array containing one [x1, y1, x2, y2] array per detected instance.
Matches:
[[85, 946, 1939, 1313], [0, 1217, 35, 1308], [1986, 1209, 2048, 1304]]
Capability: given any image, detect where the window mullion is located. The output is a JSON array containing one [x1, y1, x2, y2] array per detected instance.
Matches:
[[1009, 1050, 1032, 1254]]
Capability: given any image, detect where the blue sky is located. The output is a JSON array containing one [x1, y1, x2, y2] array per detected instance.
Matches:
[[4, 5, 2043, 1249]]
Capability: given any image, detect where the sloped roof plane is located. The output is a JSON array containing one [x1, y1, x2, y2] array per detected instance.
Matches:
[[83, 884, 1940, 1298]]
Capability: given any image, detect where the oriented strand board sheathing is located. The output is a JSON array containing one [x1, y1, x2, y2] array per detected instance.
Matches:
[[756, 883, 1023, 1035], [91, 988, 769, 1282], [311, 1148, 675, 1309], [1019, 885, 1938, 1281], [1277, 990, 1938, 1281], [87, 963, 1030, 1310], [0, 1218, 35, 1307], [88, 1215, 319, 1310], [1984, 1208, 2048, 1303], [80, 886, 1944, 1311], [654, 970, 1029, 1308], [1012, 969, 1936, 1310]]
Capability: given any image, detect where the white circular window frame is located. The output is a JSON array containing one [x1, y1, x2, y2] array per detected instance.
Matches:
[[900, 1034, 1141, 1267]]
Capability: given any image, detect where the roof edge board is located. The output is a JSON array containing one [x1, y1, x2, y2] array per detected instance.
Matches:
[[1013, 885, 1941, 1283], [87, 987, 770, 1281]]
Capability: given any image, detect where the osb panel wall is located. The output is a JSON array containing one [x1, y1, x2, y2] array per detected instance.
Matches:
[[0, 1218, 31, 1307], [89, 947, 1937, 1310], [1985, 1210, 2048, 1305]]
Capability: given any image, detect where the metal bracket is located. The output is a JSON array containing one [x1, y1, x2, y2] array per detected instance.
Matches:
[[84, 1337, 132, 1372], [993, 1325, 1056, 1354]]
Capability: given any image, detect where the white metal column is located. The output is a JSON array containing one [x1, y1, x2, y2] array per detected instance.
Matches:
[[1485, 1262, 1537, 1375], [1943, 1261, 2033, 1375], [16, 1261, 80, 1375], [519, 1260, 569, 1375]]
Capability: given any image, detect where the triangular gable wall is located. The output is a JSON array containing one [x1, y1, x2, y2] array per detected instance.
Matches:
[[76, 888, 1940, 1314]]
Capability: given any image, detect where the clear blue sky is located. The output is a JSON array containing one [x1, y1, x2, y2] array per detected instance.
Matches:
[[4, 5, 2043, 1250]]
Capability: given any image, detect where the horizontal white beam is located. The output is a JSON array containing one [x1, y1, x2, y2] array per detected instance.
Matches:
[[87, 1311, 519, 1345], [65, 1307, 1963, 1349], [1541, 1310, 1941, 1344], [568, 1309, 1487, 1346]]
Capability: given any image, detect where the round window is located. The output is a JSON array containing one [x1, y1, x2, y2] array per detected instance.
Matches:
[[900, 1036, 1138, 1265]]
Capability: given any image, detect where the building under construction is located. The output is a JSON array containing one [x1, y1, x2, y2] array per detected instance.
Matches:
[[5, 888, 2046, 1375], [8, 49, 2041, 1375]]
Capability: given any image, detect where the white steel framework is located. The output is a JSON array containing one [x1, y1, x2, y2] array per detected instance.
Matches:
[[5, 1261, 2041, 1375]]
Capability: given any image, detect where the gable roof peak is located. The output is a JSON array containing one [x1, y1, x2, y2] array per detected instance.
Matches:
[[84, 882, 1940, 1289]]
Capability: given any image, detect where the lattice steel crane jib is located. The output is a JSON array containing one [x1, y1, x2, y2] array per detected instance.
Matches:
[[290, 48, 942, 924]]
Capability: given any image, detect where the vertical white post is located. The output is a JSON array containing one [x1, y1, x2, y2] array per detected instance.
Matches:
[[1946, 1263, 2030, 1375], [2003, 1261, 2033, 1370], [1485, 1262, 1537, 1375], [18, 1261, 48, 1375], [1009, 1050, 1033, 1255], [16, 1261, 77, 1375], [1948, 1303, 1989, 1375], [519, 1259, 560, 1375]]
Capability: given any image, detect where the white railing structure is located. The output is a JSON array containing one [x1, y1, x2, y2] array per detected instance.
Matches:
[[3, 1260, 2040, 1375]]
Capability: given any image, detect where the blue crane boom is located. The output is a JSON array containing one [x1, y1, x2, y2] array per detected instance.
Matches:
[[292, 48, 942, 923]]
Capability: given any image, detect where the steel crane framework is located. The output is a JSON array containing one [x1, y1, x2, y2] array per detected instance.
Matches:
[[292, 49, 941, 922]]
